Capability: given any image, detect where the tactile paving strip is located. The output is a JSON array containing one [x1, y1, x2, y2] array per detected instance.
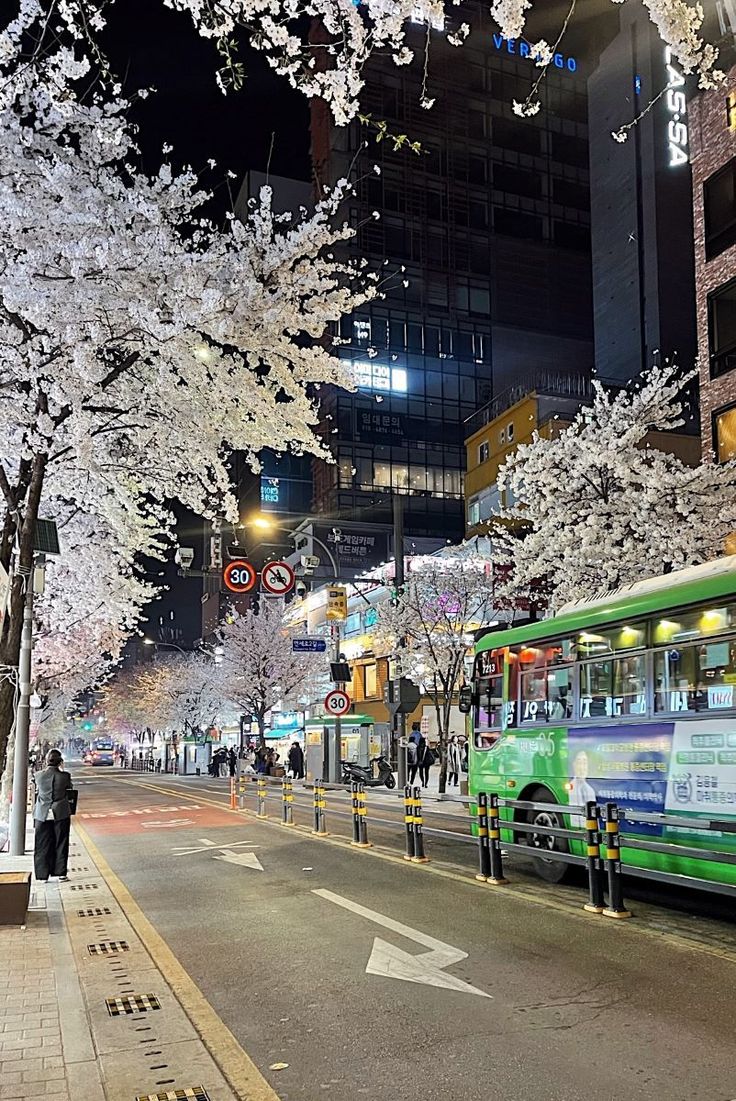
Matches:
[[77, 907, 112, 917], [88, 941, 130, 955], [70, 883, 99, 890], [106, 994, 161, 1016], [135, 1089, 210, 1101]]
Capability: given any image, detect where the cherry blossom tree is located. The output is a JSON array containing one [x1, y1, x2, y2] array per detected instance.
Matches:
[[375, 549, 495, 792], [218, 599, 324, 745], [2, 0, 722, 128], [492, 366, 736, 612], [102, 655, 227, 744], [0, 17, 374, 778]]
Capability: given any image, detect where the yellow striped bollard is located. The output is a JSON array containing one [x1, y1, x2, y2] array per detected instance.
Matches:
[[411, 786, 430, 864], [351, 783, 372, 848], [281, 777, 294, 826], [583, 800, 605, 914], [256, 776, 268, 819], [312, 779, 328, 836], [475, 792, 491, 881], [487, 793, 508, 885], [602, 803, 632, 919], [403, 785, 416, 861]]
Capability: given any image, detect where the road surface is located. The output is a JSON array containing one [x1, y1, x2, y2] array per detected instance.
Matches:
[[71, 765, 736, 1101]]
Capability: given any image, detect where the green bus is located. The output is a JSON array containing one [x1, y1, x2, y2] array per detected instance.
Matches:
[[468, 556, 736, 886]]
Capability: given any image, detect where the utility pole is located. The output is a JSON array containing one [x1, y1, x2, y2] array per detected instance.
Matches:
[[392, 494, 407, 789], [332, 622, 342, 785], [9, 570, 34, 856]]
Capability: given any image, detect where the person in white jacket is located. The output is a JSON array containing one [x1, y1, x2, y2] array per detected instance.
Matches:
[[447, 735, 462, 787]]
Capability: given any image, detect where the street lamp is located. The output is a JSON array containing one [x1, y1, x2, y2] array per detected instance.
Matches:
[[243, 513, 340, 579]]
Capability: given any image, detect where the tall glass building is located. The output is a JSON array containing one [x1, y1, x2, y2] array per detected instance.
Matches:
[[310, 0, 595, 538]]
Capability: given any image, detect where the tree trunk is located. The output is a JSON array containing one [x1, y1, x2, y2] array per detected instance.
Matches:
[[0, 455, 47, 782], [257, 713, 266, 748]]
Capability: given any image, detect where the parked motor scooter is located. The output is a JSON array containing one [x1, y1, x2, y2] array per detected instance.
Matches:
[[340, 755, 396, 789]]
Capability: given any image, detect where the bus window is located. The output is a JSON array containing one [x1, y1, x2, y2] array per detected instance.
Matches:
[[654, 640, 736, 712], [579, 655, 646, 719], [577, 622, 646, 657], [474, 674, 504, 748], [653, 605, 735, 644], [516, 644, 573, 724]]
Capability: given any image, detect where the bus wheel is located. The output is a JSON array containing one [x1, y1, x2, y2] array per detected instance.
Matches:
[[523, 787, 569, 884]]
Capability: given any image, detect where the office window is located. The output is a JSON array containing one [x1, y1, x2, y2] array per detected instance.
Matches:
[[478, 441, 490, 463], [704, 158, 736, 259], [468, 496, 481, 525], [709, 278, 736, 378], [494, 209, 543, 241], [507, 422, 515, 443], [714, 403, 736, 462]]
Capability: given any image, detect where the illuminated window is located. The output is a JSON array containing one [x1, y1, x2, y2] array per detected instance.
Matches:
[[714, 403, 736, 462], [577, 623, 646, 657], [354, 362, 408, 393], [478, 441, 489, 463], [364, 663, 378, 698], [654, 605, 734, 643], [579, 656, 647, 719], [654, 642, 736, 713]]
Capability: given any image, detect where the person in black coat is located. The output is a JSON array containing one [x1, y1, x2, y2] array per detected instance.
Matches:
[[288, 741, 305, 779], [33, 750, 74, 881]]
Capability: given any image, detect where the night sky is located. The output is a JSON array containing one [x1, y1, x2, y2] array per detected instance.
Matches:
[[102, 0, 311, 210]]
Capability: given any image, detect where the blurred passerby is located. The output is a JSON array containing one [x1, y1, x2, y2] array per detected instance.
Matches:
[[228, 747, 237, 777], [416, 734, 433, 788], [407, 735, 419, 785], [447, 735, 462, 787], [33, 750, 74, 882], [288, 741, 305, 779]]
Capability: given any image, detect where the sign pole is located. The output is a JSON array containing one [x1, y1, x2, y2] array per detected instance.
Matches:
[[393, 494, 407, 790], [332, 625, 342, 784]]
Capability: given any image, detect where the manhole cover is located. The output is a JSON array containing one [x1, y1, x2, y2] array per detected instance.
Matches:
[[135, 1089, 210, 1101], [106, 994, 161, 1016], [77, 907, 111, 917], [88, 941, 130, 955], [70, 883, 98, 891]]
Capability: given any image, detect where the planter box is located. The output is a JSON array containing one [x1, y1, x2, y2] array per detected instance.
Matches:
[[0, 872, 31, 925]]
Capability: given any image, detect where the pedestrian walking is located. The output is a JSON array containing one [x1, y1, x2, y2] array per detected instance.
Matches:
[[228, 747, 237, 777], [416, 733, 434, 788], [447, 735, 462, 787], [33, 750, 74, 882], [407, 735, 419, 785], [288, 740, 305, 779]]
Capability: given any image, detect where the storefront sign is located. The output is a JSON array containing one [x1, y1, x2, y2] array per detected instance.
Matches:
[[664, 46, 688, 167], [492, 33, 577, 73]]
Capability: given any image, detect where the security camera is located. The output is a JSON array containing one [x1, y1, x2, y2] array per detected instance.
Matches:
[[295, 580, 307, 597], [175, 547, 195, 570]]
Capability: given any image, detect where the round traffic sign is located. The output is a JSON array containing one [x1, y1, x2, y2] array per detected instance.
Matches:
[[324, 688, 351, 716], [223, 560, 257, 593], [261, 560, 296, 596]]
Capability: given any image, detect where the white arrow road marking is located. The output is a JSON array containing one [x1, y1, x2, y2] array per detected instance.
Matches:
[[212, 849, 264, 871], [313, 888, 490, 998], [172, 838, 259, 856]]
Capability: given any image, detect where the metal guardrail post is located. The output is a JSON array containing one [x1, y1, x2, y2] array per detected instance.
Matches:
[[229, 777, 237, 810], [476, 792, 491, 881], [281, 777, 294, 826], [603, 803, 632, 919], [351, 781, 361, 844], [487, 793, 508, 885], [312, 779, 328, 835], [351, 783, 372, 848], [403, 785, 416, 861], [583, 801, 605, 914], [256, 776, 268, 819], [238, 774, 246, 810], [411, 785, 430, 863]]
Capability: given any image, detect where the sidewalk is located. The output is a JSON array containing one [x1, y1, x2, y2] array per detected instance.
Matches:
[[0, 825, 274, 1101]]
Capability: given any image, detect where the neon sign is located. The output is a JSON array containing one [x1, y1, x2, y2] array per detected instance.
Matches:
[[664, 47, 688, 167], [492, 34, 577, 73]]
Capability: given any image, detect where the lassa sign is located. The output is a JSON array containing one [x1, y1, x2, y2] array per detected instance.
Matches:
[[664, 46, 688, 167]]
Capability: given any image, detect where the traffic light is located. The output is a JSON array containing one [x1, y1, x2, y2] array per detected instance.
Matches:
[[325, 585, 348, 621], [81, 720, 94, 732]]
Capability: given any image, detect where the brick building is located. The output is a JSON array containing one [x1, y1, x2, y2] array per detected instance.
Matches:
[[691, 60, 736, 460]]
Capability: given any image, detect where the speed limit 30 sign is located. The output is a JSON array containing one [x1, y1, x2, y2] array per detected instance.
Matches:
[[324, 689, 351, 716], [223, 560, 257, 593]]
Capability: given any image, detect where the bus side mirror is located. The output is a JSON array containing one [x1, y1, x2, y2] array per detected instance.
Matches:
[[458, 686, 473, 714]]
